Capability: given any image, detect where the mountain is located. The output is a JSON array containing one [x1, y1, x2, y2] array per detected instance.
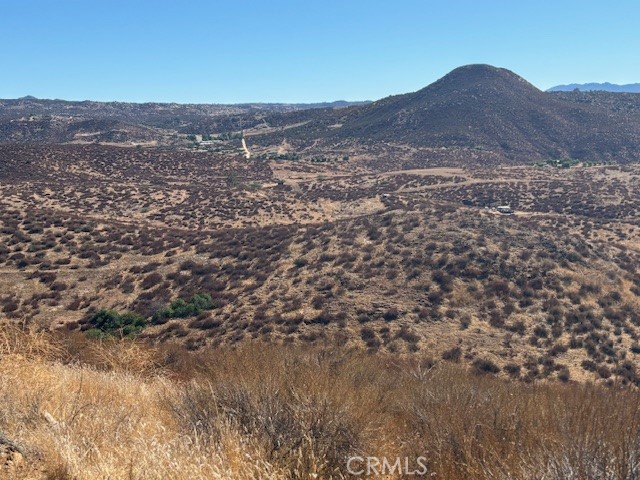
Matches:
[[239, 64, 640, 163], [330, 65, 640, 160], [548, 82, 640, 93]]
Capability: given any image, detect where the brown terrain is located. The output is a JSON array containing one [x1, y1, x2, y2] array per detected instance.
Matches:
[[2, 64, 640, 479], [2, 141, 640, 384]]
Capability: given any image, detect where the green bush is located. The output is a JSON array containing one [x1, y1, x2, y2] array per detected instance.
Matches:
[[152, 293, 214, 324], [87, 309, 146, 338]]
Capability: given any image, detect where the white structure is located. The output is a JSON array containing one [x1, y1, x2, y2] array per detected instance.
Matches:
[[496, 205, 513, 214]]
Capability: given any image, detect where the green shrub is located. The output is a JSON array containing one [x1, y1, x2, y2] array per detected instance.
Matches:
[[88, 309, 146, 338], [152, 293, 214, 324]]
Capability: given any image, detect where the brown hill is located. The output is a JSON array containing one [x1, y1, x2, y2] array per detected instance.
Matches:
[[323, 64, 640, 161]]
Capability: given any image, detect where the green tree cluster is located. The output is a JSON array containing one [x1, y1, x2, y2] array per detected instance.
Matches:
[[87, 310, 146, 338]]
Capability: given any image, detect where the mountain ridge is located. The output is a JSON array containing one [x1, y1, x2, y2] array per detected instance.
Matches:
[[548, 82, 640, 93], [279, 64, 640, 163]]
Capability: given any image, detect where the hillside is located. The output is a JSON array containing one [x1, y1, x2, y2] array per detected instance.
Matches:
[[320, 65, 640, 162], [0, 116, 179, 145], [551, 89, 640, 114], [3, 145, 640, 385]]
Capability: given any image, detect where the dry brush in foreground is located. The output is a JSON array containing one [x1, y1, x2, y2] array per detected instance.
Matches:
[[1, 323, 640, 479]]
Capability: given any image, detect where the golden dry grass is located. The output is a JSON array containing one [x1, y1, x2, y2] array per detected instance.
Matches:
[[0, 325, 278, 479], [2, 324, 640, 479]]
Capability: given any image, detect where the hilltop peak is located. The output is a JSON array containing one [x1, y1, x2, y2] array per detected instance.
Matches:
[[422, 64, 540, 94], [446, 63, 508, 76]]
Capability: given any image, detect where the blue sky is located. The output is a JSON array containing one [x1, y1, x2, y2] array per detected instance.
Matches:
[[1, 0, 639, 103]]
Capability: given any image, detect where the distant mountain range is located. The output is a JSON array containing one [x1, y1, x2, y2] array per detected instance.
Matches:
[[548, 83, 640, 93]]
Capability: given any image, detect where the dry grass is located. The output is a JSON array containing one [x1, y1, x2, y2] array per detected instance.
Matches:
[[0, 326, 276, 479], [1, 324, 640, 479]]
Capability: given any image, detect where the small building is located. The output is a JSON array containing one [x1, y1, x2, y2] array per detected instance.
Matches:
[[496, 205, 513, 214]]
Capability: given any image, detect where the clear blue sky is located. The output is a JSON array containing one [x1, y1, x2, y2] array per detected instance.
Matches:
[[1, 0, 639, 103]]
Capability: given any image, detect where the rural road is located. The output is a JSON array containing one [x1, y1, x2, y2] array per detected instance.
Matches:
[[241, 137, 251, 159]]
